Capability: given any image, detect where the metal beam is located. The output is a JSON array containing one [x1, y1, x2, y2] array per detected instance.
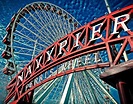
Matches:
[[83, 71, 100, 104], [33, 78, 59, 103], [86, 70, 118, 104], [60, 73, 74, 104]]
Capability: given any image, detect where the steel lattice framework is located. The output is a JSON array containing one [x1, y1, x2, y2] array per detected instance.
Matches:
[[2, 3, 133, 104]]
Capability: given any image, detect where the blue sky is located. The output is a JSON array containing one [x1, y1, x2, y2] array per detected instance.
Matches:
[[0, 0, 133, 103]]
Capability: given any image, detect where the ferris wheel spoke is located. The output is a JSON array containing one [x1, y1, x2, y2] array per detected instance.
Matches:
[[62, 17, 72, 35], [25, 10, 56, 44], [61, 18, 72, 34], [14, 52, 33, 57], [73, 80, 79, 103], [26, 9, 45, 27], [22, 15, 45, 34], [90, 80, 106, 102], [39, 7, 61, 36], [72, 23, 75, 32], [33, 8, 47, 26], [13, 45, 40, 53], [58, 14, 72, 36], [52, 15, 67, 39], [15, 49, 32, 55], [48, 76, 66, 100], [41, 8, 65, 40], [18, 17, 53, 45], [15, 49, 36, 57], [56, 16, 67, 37], [17, 22, 52, 45], [81, 71, 99, 103], [61, 17, 72, 35], [15, 60, 31, 63], [14, 32, 31, 42], [28, 10, 57, 43], [57, 15, 70, 36], [46, 11, 66, 38], [34, 64, 68, 103], [75, 73, 90, 103], [39, 22, 59, 42], [15, 61, 31, 68], [59, 16, 72, 34], [39, 8, 62, 40], [86, 70, 117, 103], [14, 31, 48, 48], [34, 80, 57, 104], [33, 7, 59, 42], [74, 77, 87, 103], [1, 2, 117, 104], [67, 19, 73, 33], [13, 40, 42, 52], [50, 80, 62, 100], [57, 77, 70, 103]]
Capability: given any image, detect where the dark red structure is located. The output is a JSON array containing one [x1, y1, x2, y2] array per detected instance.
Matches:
[[4, 4, 133, 104], [100, 60, 133, 104]]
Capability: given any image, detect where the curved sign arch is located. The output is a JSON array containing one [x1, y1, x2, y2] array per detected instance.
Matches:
[[5, 4, 133, 104]]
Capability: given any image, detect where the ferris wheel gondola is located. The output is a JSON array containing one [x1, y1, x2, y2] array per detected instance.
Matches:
[[1, 2, 118, 104], [2, 2, 80, 75]]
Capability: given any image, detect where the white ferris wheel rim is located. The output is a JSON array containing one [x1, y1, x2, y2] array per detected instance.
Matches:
[[2, 1, 118, 103], [9, 1, 81, 73]]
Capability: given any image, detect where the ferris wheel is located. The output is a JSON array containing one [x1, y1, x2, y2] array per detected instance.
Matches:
[[1, 2, 118, 104]]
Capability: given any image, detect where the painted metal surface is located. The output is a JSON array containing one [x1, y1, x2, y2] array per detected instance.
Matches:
[[4, 4, 133, 104]]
